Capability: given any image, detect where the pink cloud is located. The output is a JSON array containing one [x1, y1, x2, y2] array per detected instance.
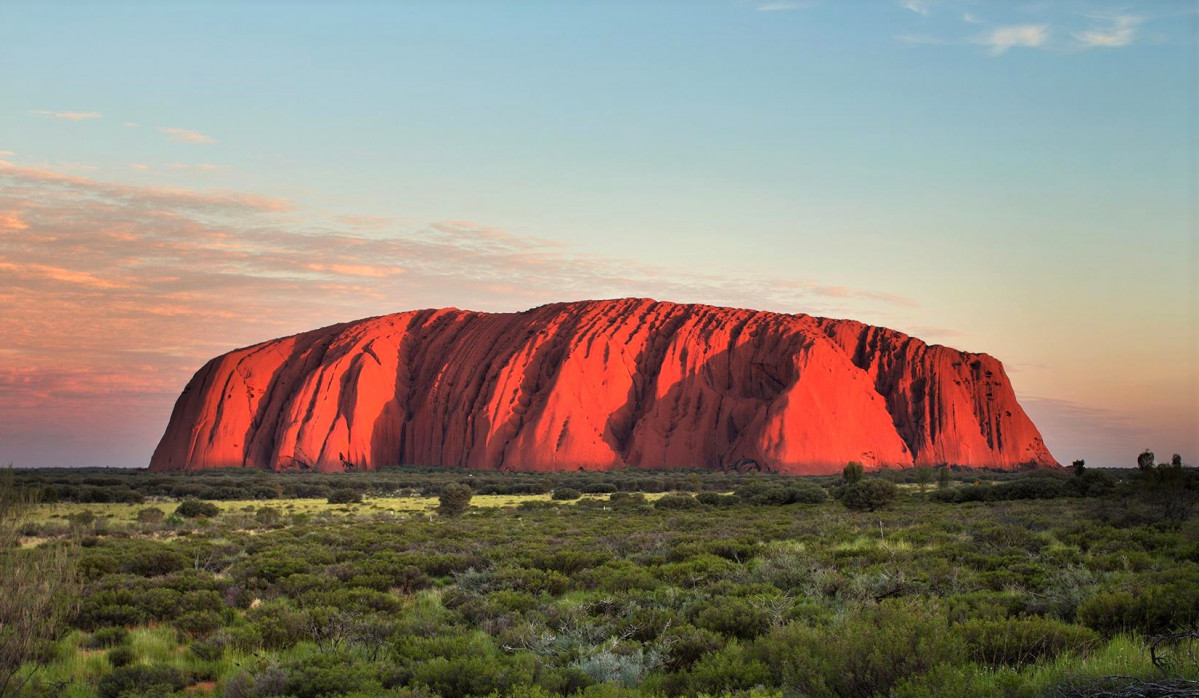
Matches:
[[0, 162, 924, 467], [160, 127, 215, 144], [0, 211, 28, 231]]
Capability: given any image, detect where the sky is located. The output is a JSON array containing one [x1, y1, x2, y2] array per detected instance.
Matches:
[[0, 0, 1195, 469]]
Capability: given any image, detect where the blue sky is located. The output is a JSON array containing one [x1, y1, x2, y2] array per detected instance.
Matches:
[[0, 0, 1195, 468]]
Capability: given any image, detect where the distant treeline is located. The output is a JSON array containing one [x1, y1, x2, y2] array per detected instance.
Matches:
[[7, 464, 1189, 508]]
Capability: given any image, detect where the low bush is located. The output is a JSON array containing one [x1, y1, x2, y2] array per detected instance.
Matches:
[[97, 665, 188, 698], [106, 645, 136, 668], [175, 499, 220, 518], [959, 616, 1099, 668], [841, 480, 898, 511], [327, 489, 363, 505], [655, 494, 700, 510], [763, 600, 963, 697], [135, 507, 165, 524], [1078, 581, 1199, 636], [83, 626, 130, 649], [255, 506, 282, 526]]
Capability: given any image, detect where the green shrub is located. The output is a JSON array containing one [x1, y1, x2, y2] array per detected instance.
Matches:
[[327, 489, 363, 505], [609, 492, 648, 508], [255, 506, 282, 526], [126, 549, 188, 577], [660, 623, 724, 671], [685, 641, 773, 695], [97, 665, 187, 698], [189, 635, 226, 661], [174, 609, 223, 637], [841, 480, 897, 511], [84, 626, 130, 649], [1078, 581, 1199, 636], [693, 597, 770, 639], [175, 499, 220, 518], [412, 652, 539, 696], [135, 507, 165, 524], [959, 617, 1099, 668], [438, 484, 473, 516], [551, 488, 582, 501], [77, 589, 147, 630], [655, 494, 700, 510], [280, 652, 375, 698], [763, 600, 963, 697], [246, 601, 307, 649], [106, 645, 136, 668], [735, 481, 826, 505]]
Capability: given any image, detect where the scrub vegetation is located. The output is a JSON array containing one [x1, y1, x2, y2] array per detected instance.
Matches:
[[3, 460, 1198, 698]]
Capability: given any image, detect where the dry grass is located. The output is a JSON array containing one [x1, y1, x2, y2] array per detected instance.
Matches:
[[28, 491, 676, 528]]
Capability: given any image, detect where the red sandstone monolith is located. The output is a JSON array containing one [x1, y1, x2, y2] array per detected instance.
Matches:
[[149, 299, 1057, 474]]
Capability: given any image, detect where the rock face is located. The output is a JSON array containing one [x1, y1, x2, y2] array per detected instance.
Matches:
[[149, 299, 1057, 474]]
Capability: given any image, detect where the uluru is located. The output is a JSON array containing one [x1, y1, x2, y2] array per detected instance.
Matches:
[[149, 299, 1057, 474]]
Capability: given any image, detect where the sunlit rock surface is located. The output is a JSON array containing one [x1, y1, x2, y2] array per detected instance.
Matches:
[[150, 299, 1057, 474]]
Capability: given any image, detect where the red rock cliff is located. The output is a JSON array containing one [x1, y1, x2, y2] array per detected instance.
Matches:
[[149, 299, 1057, 474]]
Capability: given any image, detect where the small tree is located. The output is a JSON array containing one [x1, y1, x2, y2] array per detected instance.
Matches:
[[913, 466, 934, 493], [841, 480, 897, 512], [438, 483, 473, 516], [1071, 459, 1086, 476], [1137, 450, 1156, 471], [1139, 452, 1193, 522], [843, 462, 864, 485], [937, 466, 950, 489]]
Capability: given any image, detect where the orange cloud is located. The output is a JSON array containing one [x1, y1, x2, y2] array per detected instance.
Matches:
[[0, 211, 28, 231], [305, 263, 408, 278], [0, 260, 131, 289]]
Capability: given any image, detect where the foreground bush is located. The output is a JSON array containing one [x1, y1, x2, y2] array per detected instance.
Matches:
[[97, 665, 188, 698], [770, 600, 963, 697], [959, 616, 1099, 668], [1078, 579, 1199, 636]]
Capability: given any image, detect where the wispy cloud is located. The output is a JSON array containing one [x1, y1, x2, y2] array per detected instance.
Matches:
[[160, 127, 215, 144], [30, 110, 102, 121], [898, 0, 934, 17], [123, 122, 140, 128], [754, 1, 812, 11], [1073, 14, 1141, 48], [962, 12, 982, 24], [979, 24, 1049, 55]]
